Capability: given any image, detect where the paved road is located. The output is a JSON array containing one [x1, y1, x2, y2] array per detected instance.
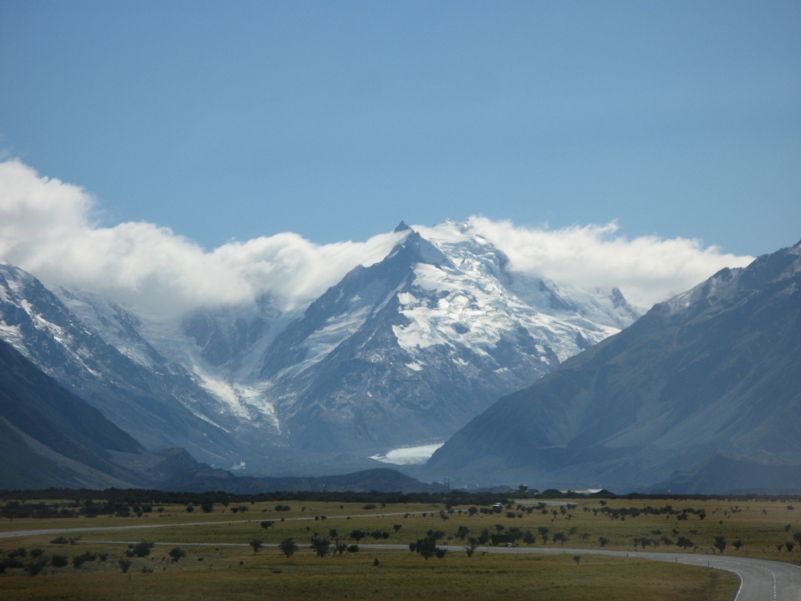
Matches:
[[0, 510, 426, 540], [3, 517, 800, 600]]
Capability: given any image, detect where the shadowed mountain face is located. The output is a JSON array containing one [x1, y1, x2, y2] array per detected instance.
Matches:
[[426, 241, 801, 493], [0, 336, 435, 492], [0, 336, 234, 490], [0, 337, 144, 488], [0, 264, 246, 467]]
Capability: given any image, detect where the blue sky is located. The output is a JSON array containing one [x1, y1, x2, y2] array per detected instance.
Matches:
[[1, 0, 799, 255]]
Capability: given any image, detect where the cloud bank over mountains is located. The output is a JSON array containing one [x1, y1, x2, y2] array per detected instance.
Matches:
[[0, 159, 752, 318]]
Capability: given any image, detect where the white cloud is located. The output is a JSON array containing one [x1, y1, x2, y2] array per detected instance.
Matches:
[[451, 216, 753, 307], [0, 159, 403, 318], [0, 158, 753, 318]]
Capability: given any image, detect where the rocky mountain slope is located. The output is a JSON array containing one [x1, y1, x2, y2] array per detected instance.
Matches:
[[0, 337, 145, 488], [0, 264, 244, 467], [425, 240, 801, 493]]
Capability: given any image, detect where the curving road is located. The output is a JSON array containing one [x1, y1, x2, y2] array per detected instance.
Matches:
[[2, 517, 800, 600], [428, 545, 801, 601], [0, 511, 427, 540]]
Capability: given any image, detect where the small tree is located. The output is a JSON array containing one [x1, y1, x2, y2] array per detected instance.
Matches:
[[260, 520, 274, 529], [598, 536, 609, 548], [169, 547, 186, 562], [538, 527, 549, 544], [311, 536, 331, 558], [573, 555, 581, 566], [25, 559, 47, 576], [127, 541, 153, 558], [713, 535, 727, 554], [677, 536, 694, 550], [413, 536, 438, 560], [523, 530, 535, 544], [732, 539, 743, 551], [279, 538, 298, 558], [250, 539, 263, 553], [51, 555, 68, 567], [465, 538, 478, 557], [118, 558, 132, 573]]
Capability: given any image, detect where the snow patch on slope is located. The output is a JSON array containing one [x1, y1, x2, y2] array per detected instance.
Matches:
[[370, 442, 444, 465], [0, 321, 25, 355]]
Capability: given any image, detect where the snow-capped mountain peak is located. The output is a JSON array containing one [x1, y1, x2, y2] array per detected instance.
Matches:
[[0, 220, 642, 474]]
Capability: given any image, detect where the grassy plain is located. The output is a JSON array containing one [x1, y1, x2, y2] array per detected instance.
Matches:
[[0, 544, 737, 601], [3, 495, 800, 600], [9, 496, 794, 560]]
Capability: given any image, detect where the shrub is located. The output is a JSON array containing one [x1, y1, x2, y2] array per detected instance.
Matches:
[[522, 530, 535, 544], [279, 538, 298, 558], [72, 552, 97, 568], [25, 559, 47, 576], [310, 536, 331, 558], [51, 555, 68, 567], [411, 536, 438, 560], [126, 541, 154, 558]]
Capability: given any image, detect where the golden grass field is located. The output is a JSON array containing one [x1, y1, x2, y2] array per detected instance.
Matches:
[[1, 544, 737, 601], [3, 495, 800, 600]]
